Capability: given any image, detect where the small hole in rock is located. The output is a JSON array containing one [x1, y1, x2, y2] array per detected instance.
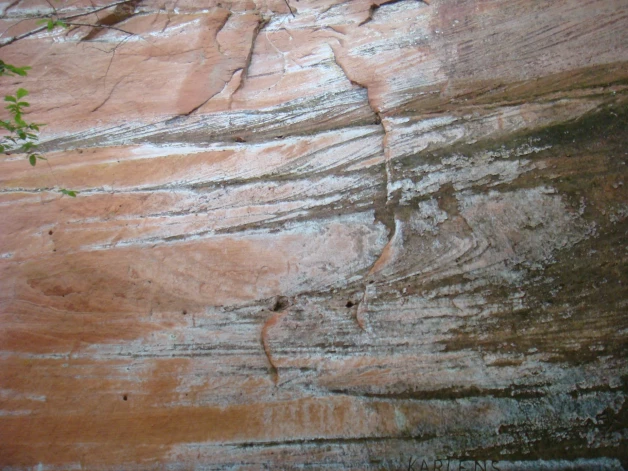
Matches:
[[182, 310, 187, 315], [271, 296, 290, 312], [346, 301, 354, 308], [48, 230, 53, 235], [123, 395, 127, 401]]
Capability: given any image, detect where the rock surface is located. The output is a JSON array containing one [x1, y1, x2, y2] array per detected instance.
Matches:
[[0, 0, 627, 469]]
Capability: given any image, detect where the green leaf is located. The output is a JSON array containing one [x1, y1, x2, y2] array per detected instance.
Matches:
[[13, 66, 30, 77], [4, 95, 16, 103], [60, 189, 77, 197], [29, 154, 36, 166], [36, 19, 49, 25], [4, 64, 31, 77], [47, 19, 55, 31], [56, 20, 68, 28], [37, 155, 47, 160], [16, 88, 28, 99], [17, 101, 29, 107], [0, 120, 15, 131]]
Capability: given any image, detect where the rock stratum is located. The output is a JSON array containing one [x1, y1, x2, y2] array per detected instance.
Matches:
[[0, 0, 627, 469]]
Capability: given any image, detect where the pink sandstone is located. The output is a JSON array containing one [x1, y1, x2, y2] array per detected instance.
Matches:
[[0, 0, 627, 469]]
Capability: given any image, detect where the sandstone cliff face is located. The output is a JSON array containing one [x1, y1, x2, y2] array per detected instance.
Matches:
[[0, 0, 627, 469]]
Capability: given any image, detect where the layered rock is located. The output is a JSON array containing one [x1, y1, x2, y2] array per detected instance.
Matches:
[[0, 0, 627, 469]]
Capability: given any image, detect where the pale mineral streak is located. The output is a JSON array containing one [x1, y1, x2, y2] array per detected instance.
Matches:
[[0, 0, 627, 469]]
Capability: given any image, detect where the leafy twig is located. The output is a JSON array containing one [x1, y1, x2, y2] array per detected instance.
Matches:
[[0, 0, 138, 48], [0, 62, 77, 197]]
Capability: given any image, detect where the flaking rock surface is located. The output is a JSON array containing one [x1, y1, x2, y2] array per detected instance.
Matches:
[[0, 0, 627, 469]]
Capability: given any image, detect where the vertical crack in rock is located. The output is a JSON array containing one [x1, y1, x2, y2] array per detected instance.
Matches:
[[225, 68, 243, 109], [261, 296, 292, 385], [214, 10, 232, 56], [176, 10, 234, 116], [159, 0, 180, 34], [329, 45, 378, 117], [329, 45, 396, 331], [358, 4, 378, 27], [231, 14, 269, 100], [183, 12, 266, 117], [258, 40, 394, 381], [182, 67, 241, 116]]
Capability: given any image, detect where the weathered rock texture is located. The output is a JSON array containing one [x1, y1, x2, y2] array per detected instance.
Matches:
[[0, 0, 627, 469]]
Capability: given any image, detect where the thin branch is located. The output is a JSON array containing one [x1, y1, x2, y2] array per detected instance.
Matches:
[[0, 0, 136, 48], [88, 0, 103, 22], [69, 22, 160, 52], [99, 33, 133, 89], [42, 0, 57, 15], [0, 25, 48, 48], [53, 0, 135, 21], [64, 22, 135, 36], [283, 0, 295, 17], [0, 17, 28, 38]]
